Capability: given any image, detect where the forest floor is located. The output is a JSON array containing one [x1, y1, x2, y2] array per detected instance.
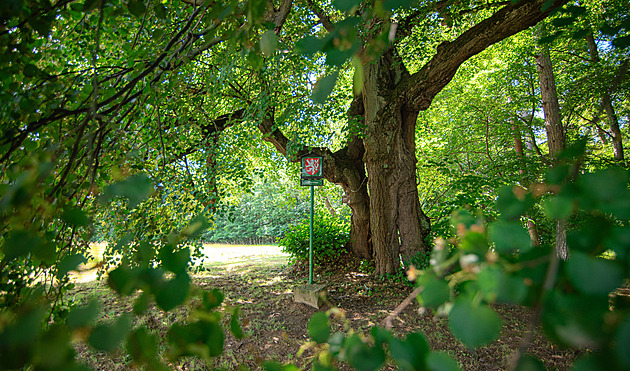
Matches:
[[71, 245, 584, 370]]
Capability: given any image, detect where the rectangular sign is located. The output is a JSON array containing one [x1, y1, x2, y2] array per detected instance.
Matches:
[[300, 178, 324, 187], [301, 154, 323, 179]]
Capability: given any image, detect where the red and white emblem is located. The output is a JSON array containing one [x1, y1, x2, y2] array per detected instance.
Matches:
[[304, 158, 320, 176]]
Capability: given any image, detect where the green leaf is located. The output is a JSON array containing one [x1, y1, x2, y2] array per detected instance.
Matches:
[[33, 240, 56, 266], [307, 312, 330, 344], [153, 29, 165, 42], [181, 215, 210, 239], [99, 173, 153, 209], [296, 36, 324, 56], [352, 57, 364, 94], [82, 0, 100, 12], [448, 298, 502, 349], [128, 0, 147, 18], [477, 266, 527, 304], [496, 186, 533, 220], [133, 292, 150, 315], [23, 64, 41, 78], [614, 318, 630, 368], [571, 354, 610, 371], [153, 2, 167, 19], [134, 241, 155, 266], [202, 289, 224, 310], [61, 207, 89, 226], [159, 245, 190, 274], [28, 14, 53, 36], [88, 314, 132, 352], [127, 327, 159, 363], [311, 72, 339, 105], [1, 306, 46, 346], [3, 229, 40, 260], [230, 307, 244, 339], [371, 326, 392, 346], [107, 265, 138, 296], [542, 291, 608, 348], [571, 28, 589, 40], [56, 253, 87, 279], [514, 355, 546, 371], [565, 251, 623, 296], [389, 333, 428, 370], [34, 323, 75, 370], [247, 0, 265, 22], [325, 44, 358, 67], [328, 332, 345, 355], [420, 279, 450, 308], [1, 0, 24, 19], [263, 361, 300, 371], [167, 320, 224, 358], [67, 300, 101, 329], [488, 221, 532, 254], [580, 168, 629, 203], [541, 196, 573, 220], [541, 0, 555, 11], [551, 17, 574, 28], [344, 334, 385, 371], [426, 351, 460, 371], [613, 35, 630, 49], [155, 273, 190, 311], [260, 30, 278, 57], [333, 0, 360, 12]]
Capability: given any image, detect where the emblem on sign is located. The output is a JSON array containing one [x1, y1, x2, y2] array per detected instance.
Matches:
[[304, 158, 320, 176], [300, 153, 323, 183]]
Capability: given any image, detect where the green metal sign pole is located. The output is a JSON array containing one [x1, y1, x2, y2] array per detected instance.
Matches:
[[309, 184, 314, 285]]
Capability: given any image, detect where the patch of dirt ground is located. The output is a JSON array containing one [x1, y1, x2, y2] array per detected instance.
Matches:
[[71, 253, 584, 370]]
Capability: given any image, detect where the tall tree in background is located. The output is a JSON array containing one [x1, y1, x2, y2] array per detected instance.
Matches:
[[586, 31, 626, 162], [536, 23, 568, 259]]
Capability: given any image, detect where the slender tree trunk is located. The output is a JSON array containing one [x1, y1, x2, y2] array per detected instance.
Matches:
[[536, 51, 565, 158], [586, 32, 625, 162], [535, 28, 567, 260], [513, 122, 540, 246]]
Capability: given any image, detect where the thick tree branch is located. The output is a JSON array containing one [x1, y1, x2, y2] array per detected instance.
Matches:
[[400, 0, 567, 111], [265, 0, 293, 31], [304, 0, 335, 32]]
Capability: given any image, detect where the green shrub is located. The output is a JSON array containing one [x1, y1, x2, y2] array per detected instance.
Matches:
[[278, 212, 350, 267]]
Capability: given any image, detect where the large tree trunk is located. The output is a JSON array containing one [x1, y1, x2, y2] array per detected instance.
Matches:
[[362, 50, 431, 275]]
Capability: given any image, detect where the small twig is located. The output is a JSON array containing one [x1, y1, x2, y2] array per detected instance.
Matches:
[[382, 286, 423, 330]]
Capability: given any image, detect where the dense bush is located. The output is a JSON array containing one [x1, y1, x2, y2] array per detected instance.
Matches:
[[278, 211, 350, 267]]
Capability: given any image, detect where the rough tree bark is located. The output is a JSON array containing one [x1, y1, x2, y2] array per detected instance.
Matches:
[[535, 27, 567, 260], [362, 49, 431, 273]]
